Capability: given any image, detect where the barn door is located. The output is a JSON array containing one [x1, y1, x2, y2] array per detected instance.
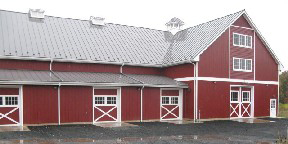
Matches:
[[93, 88, 120, 123], [0, 87, 22, 126], [160, 89, 183, 121], [230, 87, 253, 118]]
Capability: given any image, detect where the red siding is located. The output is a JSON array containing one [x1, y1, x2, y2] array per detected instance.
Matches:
[[255, 35, 278, 81], [163, 64, 194, 79], [94, 89, 117, 95], [162, 90, 179, 96], [123, 66, 162, 75], [0, 59, 50, 71], [60, 86, 92, 123], [53, 62, 120, 73], [230, 26, 254, 80], [23, 86, 58, 124], [254, 84, 278, 117], [198, 29, 229, 78], [94, 106, 117, 121], [121, 87, 141, 121], [183, 83, 194, 119], [232, 15, 252, 28], [143, 88, 160, 120], [0, 88, 19, 95], [198, 81, 230, 119]]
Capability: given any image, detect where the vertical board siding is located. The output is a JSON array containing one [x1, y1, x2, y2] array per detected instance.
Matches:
[[23, 85, 58, 124], [255, 35, 278, 81], [230, 26, 254, 80], [232, 16, 252, 28], [53, 62, 120, 73], [0, 59, 50, 71], [183, 82, 194, 119], [123, 66, 162, 75], [163, 64, 194, 79], [198, 29, 229, 78], [254, 84, 278, 117], [0, 88, 19, 95], [121, 87, 141, 121], [0, 108, 19, 125], [143, 87, 160, 120], [198, 81, 230, 119], [162, 90, 179, 96], [60, 86, 93, 123], [94, 89, 117, 95]]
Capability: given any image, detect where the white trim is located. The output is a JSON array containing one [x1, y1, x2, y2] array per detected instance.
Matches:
[[229, 26, 231, 79], [232, 32, 252, 48], [230, 90, 239, 103], [232, 57, 252, 72], [175, 77, 278, 85], [253, 31, 256, 80], [241, 91, 250, 103], [230, 25, 254, 30], [160, 88, 183, 121]]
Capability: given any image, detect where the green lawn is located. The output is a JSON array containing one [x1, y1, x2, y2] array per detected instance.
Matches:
[[279, 104, 288, 117]]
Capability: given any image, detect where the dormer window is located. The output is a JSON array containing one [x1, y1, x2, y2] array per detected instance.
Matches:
[[233, 33, 252, 48]]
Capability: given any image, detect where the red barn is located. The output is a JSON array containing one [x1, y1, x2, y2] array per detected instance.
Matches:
[[0, 9, 281, 126]]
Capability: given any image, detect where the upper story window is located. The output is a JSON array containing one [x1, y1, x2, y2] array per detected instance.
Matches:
[[233, 33, 252, 48], [233, 57, 252, 72]]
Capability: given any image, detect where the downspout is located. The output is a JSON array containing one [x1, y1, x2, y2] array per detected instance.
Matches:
[[120, 63, 125, 74], [190, 61, 196, 122], [190, 60, 199, 122], [58, 83, 61, 125], [49, 59, 53, 77], [140, 86, 144, 122]]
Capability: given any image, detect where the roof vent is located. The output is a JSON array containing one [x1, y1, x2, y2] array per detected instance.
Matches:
[[90, 16, 105, 26], [29, 9, 45, 19], [166, 17, 184, 35]]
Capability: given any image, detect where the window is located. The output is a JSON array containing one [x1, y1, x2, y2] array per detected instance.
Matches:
[[233, 58, 252, 72], [171, 97, 178, 104], [0, 97, 2, 105], [95, 97, 105, 104], [107, 97, 116, 104], [242, 92, 250, 102], [271, 100, 276, 108], [231, 91, 239, 102], [162, 97, 169, 104], [233, 33, 252, 48], [4, 96, 18, 106]]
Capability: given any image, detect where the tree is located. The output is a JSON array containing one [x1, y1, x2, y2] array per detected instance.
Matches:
[[280, 71, 288, 103]]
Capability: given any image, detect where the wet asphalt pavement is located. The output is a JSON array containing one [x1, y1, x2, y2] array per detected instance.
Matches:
[[0, 118, 287, 143]]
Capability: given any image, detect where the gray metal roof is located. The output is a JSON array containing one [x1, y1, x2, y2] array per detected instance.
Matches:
[[2, 9, 277, 66], [0, 69, 186, 87]]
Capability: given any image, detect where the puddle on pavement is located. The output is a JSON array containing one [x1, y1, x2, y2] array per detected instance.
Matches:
[[231, 118, 275, 123], [94, 122, 138, 128], [162, 120, 203, 124]]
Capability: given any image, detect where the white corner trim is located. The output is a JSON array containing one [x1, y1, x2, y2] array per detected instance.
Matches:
[[175, 77, 278, 85]]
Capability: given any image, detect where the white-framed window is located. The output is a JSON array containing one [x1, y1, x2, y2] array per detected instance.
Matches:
[[94, 96, 117, 105], [271, 100, 276, 108], [162, 96, 179, 105], [0, 96, 18, 106], [230, 91, 239, 102], [233, 58, 252, 72], [233, 33, 252, 48], [242, 91, 250, 102]]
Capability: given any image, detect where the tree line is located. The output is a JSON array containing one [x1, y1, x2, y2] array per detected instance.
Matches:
[[280, 71, 288, 103]]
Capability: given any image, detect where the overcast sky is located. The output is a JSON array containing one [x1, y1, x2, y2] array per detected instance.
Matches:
[[2, 0, 287, 71]]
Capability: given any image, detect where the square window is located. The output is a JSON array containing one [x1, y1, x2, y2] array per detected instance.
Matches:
[[162, 97, 169, 104], [271, 100, 276, 108], [242, 92, 250, 102], [95, 97, 105, 104], [107, 97, 116, 104], [171, 97, 178, 104], [231, 92, 238, 102]]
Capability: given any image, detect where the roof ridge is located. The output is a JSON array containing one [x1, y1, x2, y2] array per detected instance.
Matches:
[[0, 9, 168, 33], [175, 9, 245, 34]]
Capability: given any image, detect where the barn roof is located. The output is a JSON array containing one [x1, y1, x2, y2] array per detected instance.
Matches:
[[0, 9, 281, 67], [0, 69, 187, 87]]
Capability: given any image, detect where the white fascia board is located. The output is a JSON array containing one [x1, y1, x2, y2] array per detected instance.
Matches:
[[0, 81, 188, 88], [175, 77, 278, 85]]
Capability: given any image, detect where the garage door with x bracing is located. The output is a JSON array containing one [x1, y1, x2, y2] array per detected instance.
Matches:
[[230, 87, 253, 118], [0, 87, 21, 126], [93, 88, 120, 123], [160, 89, 183, 121]]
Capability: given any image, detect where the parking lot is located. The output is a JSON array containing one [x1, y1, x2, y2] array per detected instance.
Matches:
[[0, 118, 287, 143]]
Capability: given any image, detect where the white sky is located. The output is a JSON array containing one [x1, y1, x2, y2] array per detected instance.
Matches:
[[1, 0, 288, 71]]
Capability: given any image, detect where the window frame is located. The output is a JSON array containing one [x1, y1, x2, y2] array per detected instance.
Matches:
[[242, 91, 250, 103], [230, 91, 239, 103], [94, 95, 117, 106], [233, 33, 252, 48], [233, 57, 253, 72], [161, 96, 179, 105], [0, 95, 19, 107]]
